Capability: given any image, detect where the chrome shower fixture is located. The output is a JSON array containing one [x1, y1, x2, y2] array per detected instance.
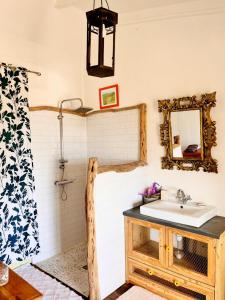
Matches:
[[56, 98, 93, 201], [57, 98, 93, 169]]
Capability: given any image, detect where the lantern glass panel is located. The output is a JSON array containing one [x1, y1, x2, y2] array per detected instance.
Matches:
[[90, 28, 99, 66], [104, 30, 113, 67]]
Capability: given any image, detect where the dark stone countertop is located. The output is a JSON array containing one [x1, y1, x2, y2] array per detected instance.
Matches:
[[123, 206, 225, 239]]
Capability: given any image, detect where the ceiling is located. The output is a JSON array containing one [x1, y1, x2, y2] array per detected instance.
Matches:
[[55, 0, 197, 13]]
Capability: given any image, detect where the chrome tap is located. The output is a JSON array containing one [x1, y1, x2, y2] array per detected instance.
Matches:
[[176, 189, 192, 205]]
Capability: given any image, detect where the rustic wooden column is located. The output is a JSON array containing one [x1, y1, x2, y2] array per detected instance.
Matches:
[[86, 157, 100, 300], [140, 103, 147, 164]]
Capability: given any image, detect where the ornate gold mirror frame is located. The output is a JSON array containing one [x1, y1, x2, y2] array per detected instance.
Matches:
[[158, 92, 217, 173]]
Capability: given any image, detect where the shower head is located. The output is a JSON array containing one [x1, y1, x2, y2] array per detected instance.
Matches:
[[74, 106, 93, 114], [58, 98, 93, 115]]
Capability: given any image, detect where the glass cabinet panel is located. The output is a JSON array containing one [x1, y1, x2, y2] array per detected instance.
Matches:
[[127, 218, 165, 267], [173, 234, 208, 275], [132, 224, 159, 259], [167, 228, 216, 285]]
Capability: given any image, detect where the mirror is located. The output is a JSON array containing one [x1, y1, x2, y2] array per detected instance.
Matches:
[[170, 110, 203, 160], [158, 92, 218, 173]]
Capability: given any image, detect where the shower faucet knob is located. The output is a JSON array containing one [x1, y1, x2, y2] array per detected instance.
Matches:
[[59, 159, 68, 163]]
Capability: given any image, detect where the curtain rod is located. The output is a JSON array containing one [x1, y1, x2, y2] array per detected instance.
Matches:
[[0, 63, 41, 76]]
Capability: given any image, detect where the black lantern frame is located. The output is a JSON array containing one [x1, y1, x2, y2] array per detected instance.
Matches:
[[86, 1, 118, 78]]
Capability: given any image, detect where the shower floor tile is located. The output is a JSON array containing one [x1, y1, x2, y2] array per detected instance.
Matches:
[[35, 241, 89, 297]]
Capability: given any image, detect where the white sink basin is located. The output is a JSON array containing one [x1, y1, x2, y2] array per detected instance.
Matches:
[[140, 200, 217, 227]]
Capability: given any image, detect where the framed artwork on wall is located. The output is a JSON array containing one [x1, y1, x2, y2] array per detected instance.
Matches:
[[99, 84, 119, 109]]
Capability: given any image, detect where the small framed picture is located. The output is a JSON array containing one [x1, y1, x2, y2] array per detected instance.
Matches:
[[99, 84, 119, 109]]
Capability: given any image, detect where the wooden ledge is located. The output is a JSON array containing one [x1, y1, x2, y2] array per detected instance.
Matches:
[[29, 103, 146, 119], [86, 104, 144, 116], [98, 161, 147, 174], [29, 106, 86, 117]]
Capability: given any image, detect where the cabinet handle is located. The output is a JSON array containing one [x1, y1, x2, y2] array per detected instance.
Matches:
[[174, 280, 181, 287], [166, 246, 170, 252], [148, 269, 154, 276]]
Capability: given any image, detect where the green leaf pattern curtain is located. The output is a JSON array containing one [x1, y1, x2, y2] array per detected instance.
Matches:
[[0, 64, 39, 264]]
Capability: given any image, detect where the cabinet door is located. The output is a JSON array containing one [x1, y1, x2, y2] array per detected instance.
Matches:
[[127, 258, 214, 300], [125, 217, 166, 268], [166, 227, 216, 286]]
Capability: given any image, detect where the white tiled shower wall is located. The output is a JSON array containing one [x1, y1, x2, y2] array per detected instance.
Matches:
[[87, 109, 140, 165], [30, 109, 140, 262], [30, 111, 87, 262]]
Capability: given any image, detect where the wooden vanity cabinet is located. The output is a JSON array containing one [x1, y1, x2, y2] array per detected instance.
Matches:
[[125, 215, 225, 300]]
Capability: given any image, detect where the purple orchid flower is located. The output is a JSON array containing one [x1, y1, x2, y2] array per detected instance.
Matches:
[[139, 182, 161, 197]]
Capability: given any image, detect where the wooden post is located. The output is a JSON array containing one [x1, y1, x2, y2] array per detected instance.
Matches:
[[140, 103, 147, 164], [215, 231, 225, 300], [86, 158, 100, 300]]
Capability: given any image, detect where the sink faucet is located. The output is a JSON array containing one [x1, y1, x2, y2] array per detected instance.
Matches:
[[176, 189, 192, 205]]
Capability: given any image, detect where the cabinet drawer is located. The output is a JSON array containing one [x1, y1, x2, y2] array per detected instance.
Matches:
[[127, 259, 214, 300]]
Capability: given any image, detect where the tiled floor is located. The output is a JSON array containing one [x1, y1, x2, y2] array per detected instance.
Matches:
[[35, 242, 89, 298]]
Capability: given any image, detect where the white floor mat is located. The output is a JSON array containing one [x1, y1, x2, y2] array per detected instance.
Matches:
[[35, 242, 89, 297], [118, 286, 166, 300], [16, 264, 83, 300]]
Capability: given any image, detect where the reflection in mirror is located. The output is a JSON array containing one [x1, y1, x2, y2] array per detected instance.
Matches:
[[171, 110, 202, 160]]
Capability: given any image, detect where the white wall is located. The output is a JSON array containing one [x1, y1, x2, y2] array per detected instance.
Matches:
[[0, 0, 86, 107], [30, 111, 87, 262], [87, 1, 225, 298], [94, 167, 149, 298]]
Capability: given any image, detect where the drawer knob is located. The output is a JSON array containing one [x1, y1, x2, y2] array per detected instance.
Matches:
[[166, 246, 170, 252], [174, 280, 181, 287], [148, 270, 154, 276]]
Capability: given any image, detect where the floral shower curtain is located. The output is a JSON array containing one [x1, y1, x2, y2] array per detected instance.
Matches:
[[0, 64, 39, 264]]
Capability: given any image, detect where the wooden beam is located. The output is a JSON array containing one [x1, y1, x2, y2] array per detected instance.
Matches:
[[140, 103, 147, 163], [29, 104, 144, 117], [86, 158, 100, 300], [98, 161, 147, 174], [215, 231, 225, 299], [29, 106, 86, 117], [86, 104, 143, 116]]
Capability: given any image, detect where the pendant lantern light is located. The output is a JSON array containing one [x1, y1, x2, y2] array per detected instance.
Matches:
[[86, 0, 118, 77]]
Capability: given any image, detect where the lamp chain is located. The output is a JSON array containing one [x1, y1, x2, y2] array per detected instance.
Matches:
[[93, 0, 109, 9]]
